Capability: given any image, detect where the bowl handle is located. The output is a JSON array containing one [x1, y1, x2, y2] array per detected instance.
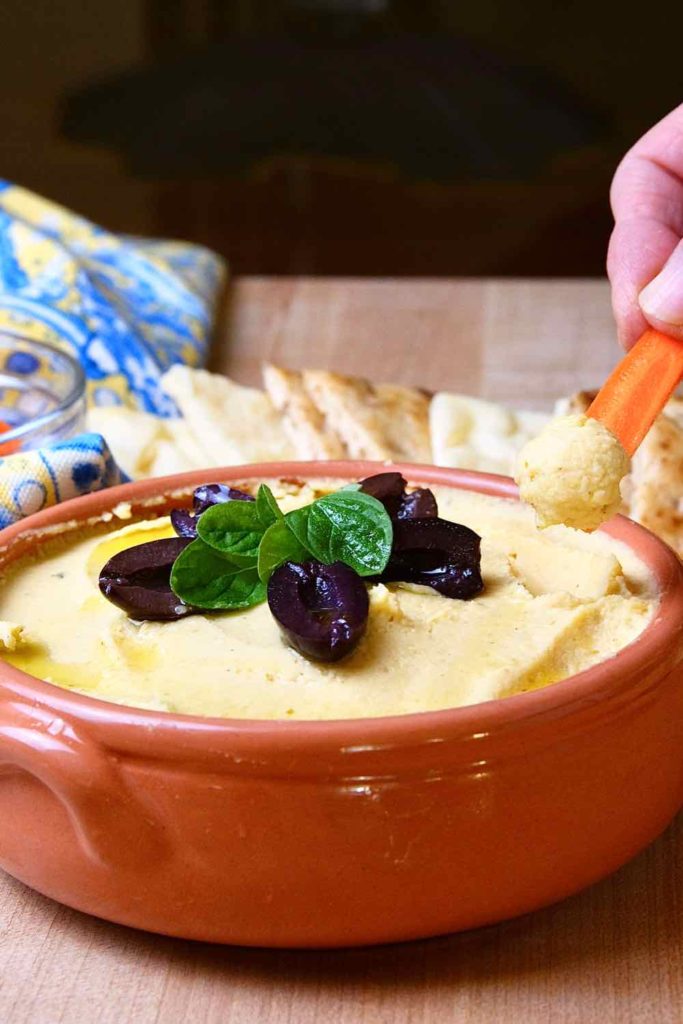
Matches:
[[0, 698, 167, 870]]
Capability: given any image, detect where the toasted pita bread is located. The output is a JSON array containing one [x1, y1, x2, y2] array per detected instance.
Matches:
[[86, 406, 174, 479], [661, 394, 683, 430], [262, 364, 346, 459], [161, 365, 294, 466], [372, 382, 432, 462], [87, 405, 215, 478], [146, 418, 213, 477], [557, 389, 683, 428], [553, 390, 597, 416], [627, 411, 683, 556], [429, 393, 549, 476], [301, 369, 431, 462]]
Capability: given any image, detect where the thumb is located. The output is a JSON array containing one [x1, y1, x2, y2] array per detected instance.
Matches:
[[639, 239, 683, 338]]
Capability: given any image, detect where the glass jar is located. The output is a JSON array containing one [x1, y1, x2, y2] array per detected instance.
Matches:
[[0, 334, 86, 454]]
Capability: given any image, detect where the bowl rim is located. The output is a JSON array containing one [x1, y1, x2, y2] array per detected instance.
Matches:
[[1, 459, 682, 753], [0, 332, 86, 445]]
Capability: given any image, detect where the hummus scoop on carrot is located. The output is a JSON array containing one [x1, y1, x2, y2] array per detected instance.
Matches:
[[516, 329, 683, 532]]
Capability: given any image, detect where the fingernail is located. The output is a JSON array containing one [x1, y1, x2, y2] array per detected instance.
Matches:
[[640, 243, 683, 325]]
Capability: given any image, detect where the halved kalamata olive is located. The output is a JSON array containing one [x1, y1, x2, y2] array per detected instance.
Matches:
[[378, 518, 483, 599], [171, 484, 254, 538], [359, 472, 406, 516], [99, 538, 194, 620], [170, 508, 197, 538], [268, 561, 369, 662], [396, 487, 438, 521], [193, 483, 254, 514], [360, 472, 438, 522]]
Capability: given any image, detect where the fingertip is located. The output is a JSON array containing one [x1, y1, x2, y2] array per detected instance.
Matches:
[[607, 217, 681, 349], [638, 239, 683, 333]]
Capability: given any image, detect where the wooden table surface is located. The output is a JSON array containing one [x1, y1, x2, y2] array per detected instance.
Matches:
[[2, 278, 681, 1024]]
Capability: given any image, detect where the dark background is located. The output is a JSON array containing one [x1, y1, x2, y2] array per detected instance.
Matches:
[[1, 0, 681, 276]]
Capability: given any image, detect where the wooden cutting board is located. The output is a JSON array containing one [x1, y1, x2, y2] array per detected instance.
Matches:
[[1, 277, 680, 1024]]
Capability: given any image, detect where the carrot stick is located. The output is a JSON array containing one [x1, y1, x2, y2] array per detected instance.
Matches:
[[587, 329, 683, 456]]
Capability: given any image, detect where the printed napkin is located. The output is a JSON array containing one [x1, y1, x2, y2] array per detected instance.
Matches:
[[0, 182, 225, 525]]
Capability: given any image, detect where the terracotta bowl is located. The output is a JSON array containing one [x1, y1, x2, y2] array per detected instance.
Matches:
[[1, 461, 683, 949]]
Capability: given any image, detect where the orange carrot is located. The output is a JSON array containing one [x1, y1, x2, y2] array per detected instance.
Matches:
[[587, 329, 683, 456], [0, 419, 21, 456]]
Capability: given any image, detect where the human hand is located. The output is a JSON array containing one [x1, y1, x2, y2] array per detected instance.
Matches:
[[607, 103, 683, 348]]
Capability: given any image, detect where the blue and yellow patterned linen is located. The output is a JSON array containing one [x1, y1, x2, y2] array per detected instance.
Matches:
[[0, 433, 124, 529], [0, 182, 226, 526], [0, 181, 225, 413]]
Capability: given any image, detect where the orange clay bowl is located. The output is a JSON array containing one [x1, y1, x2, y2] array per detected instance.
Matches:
[[1, 461, 683, 949]]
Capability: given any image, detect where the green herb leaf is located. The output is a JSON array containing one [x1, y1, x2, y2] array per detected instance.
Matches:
[[256, 483, 284, 528], [257, 519, 312, 583], [170, 539, 266, 610], [340, 482, 362, 492], [284, 504, 311, 552], [285, 491, 392, 576], [197, 500, 264, 566]]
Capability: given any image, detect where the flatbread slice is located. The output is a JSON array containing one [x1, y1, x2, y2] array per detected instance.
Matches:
[[87, 405, 215, 478], [553, 390, 597, 416], [262, 363, 346, 459], [628, 410, 683, 557], [429, 392, 549, 476], [86, 406, 174, 479], [372, 382, 433, 462], [661, 394, 683, 430], [302, 369, 431, 462], [146, 418, 213, 478], [161, 365, 294, 466]]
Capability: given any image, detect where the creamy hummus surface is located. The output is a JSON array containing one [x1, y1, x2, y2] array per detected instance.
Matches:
[[515, 414, 630, 532], [0, 480, 655, 720]]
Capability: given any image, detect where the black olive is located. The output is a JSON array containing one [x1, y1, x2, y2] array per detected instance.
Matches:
[[359, 472, 406, 517], [378, 517, 483, 599], [193, 483, 254, 514], [267, 561, 369, 662], [170, 508, 198, 538], [359, 472, 438, 522], [396, 487, 438, 521], [99, 537, 194, 620]]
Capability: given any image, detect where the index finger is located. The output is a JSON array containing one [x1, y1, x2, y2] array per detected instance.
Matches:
[[607, 103, 683, 348]]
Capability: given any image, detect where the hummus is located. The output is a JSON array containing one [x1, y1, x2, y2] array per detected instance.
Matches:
[[0, 481, 654, 720], [516, 414, 630, 531]]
